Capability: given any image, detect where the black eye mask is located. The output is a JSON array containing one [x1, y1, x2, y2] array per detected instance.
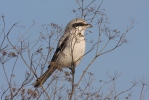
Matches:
[[72, 22, 86, 27]]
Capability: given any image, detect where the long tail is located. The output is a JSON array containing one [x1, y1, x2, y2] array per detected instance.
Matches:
[[33, 65, 57, 88]]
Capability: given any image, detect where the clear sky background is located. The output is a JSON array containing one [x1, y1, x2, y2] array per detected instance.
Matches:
[[0, 0, 149, 99]]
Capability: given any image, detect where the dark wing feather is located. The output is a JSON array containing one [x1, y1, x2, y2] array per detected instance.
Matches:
[[49, 35, 69, 67]]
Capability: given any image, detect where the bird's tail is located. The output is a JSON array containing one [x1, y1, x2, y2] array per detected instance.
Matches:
[[33, 65, 57, 88]]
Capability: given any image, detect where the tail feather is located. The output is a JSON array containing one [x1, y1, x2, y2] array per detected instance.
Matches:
[[33, 66, 57, 88]]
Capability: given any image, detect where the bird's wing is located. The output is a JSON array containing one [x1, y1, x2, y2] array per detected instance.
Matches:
[[34, 33, 70, 87], [49, 33, 70, 66]]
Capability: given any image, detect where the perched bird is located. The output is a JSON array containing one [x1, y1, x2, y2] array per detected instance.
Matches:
[[33, 18, 92, 87]]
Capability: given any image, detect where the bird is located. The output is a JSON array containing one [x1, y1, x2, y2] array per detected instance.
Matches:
[[33, 18, 92, 87]]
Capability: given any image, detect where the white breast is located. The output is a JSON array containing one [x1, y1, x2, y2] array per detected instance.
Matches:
[[56, 28, 86, 68]]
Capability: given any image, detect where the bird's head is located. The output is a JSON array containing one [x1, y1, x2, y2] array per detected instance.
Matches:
[[65, 18, 92, 31]]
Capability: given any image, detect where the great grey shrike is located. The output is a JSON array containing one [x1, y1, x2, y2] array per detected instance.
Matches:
[[33, 18, 92, 87]]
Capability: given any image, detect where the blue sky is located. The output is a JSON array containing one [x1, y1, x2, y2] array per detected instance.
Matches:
[[0, 0, 149, 99]]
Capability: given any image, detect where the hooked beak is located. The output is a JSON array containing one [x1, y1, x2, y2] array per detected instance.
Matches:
[[85, 24, 93, 28]]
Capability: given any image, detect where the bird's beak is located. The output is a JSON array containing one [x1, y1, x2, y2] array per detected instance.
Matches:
[[85, 24, 92, 28]]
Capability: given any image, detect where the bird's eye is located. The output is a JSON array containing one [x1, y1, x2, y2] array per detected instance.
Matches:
[[78, 22, 84, 26], [72, 22, 85, 27]]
